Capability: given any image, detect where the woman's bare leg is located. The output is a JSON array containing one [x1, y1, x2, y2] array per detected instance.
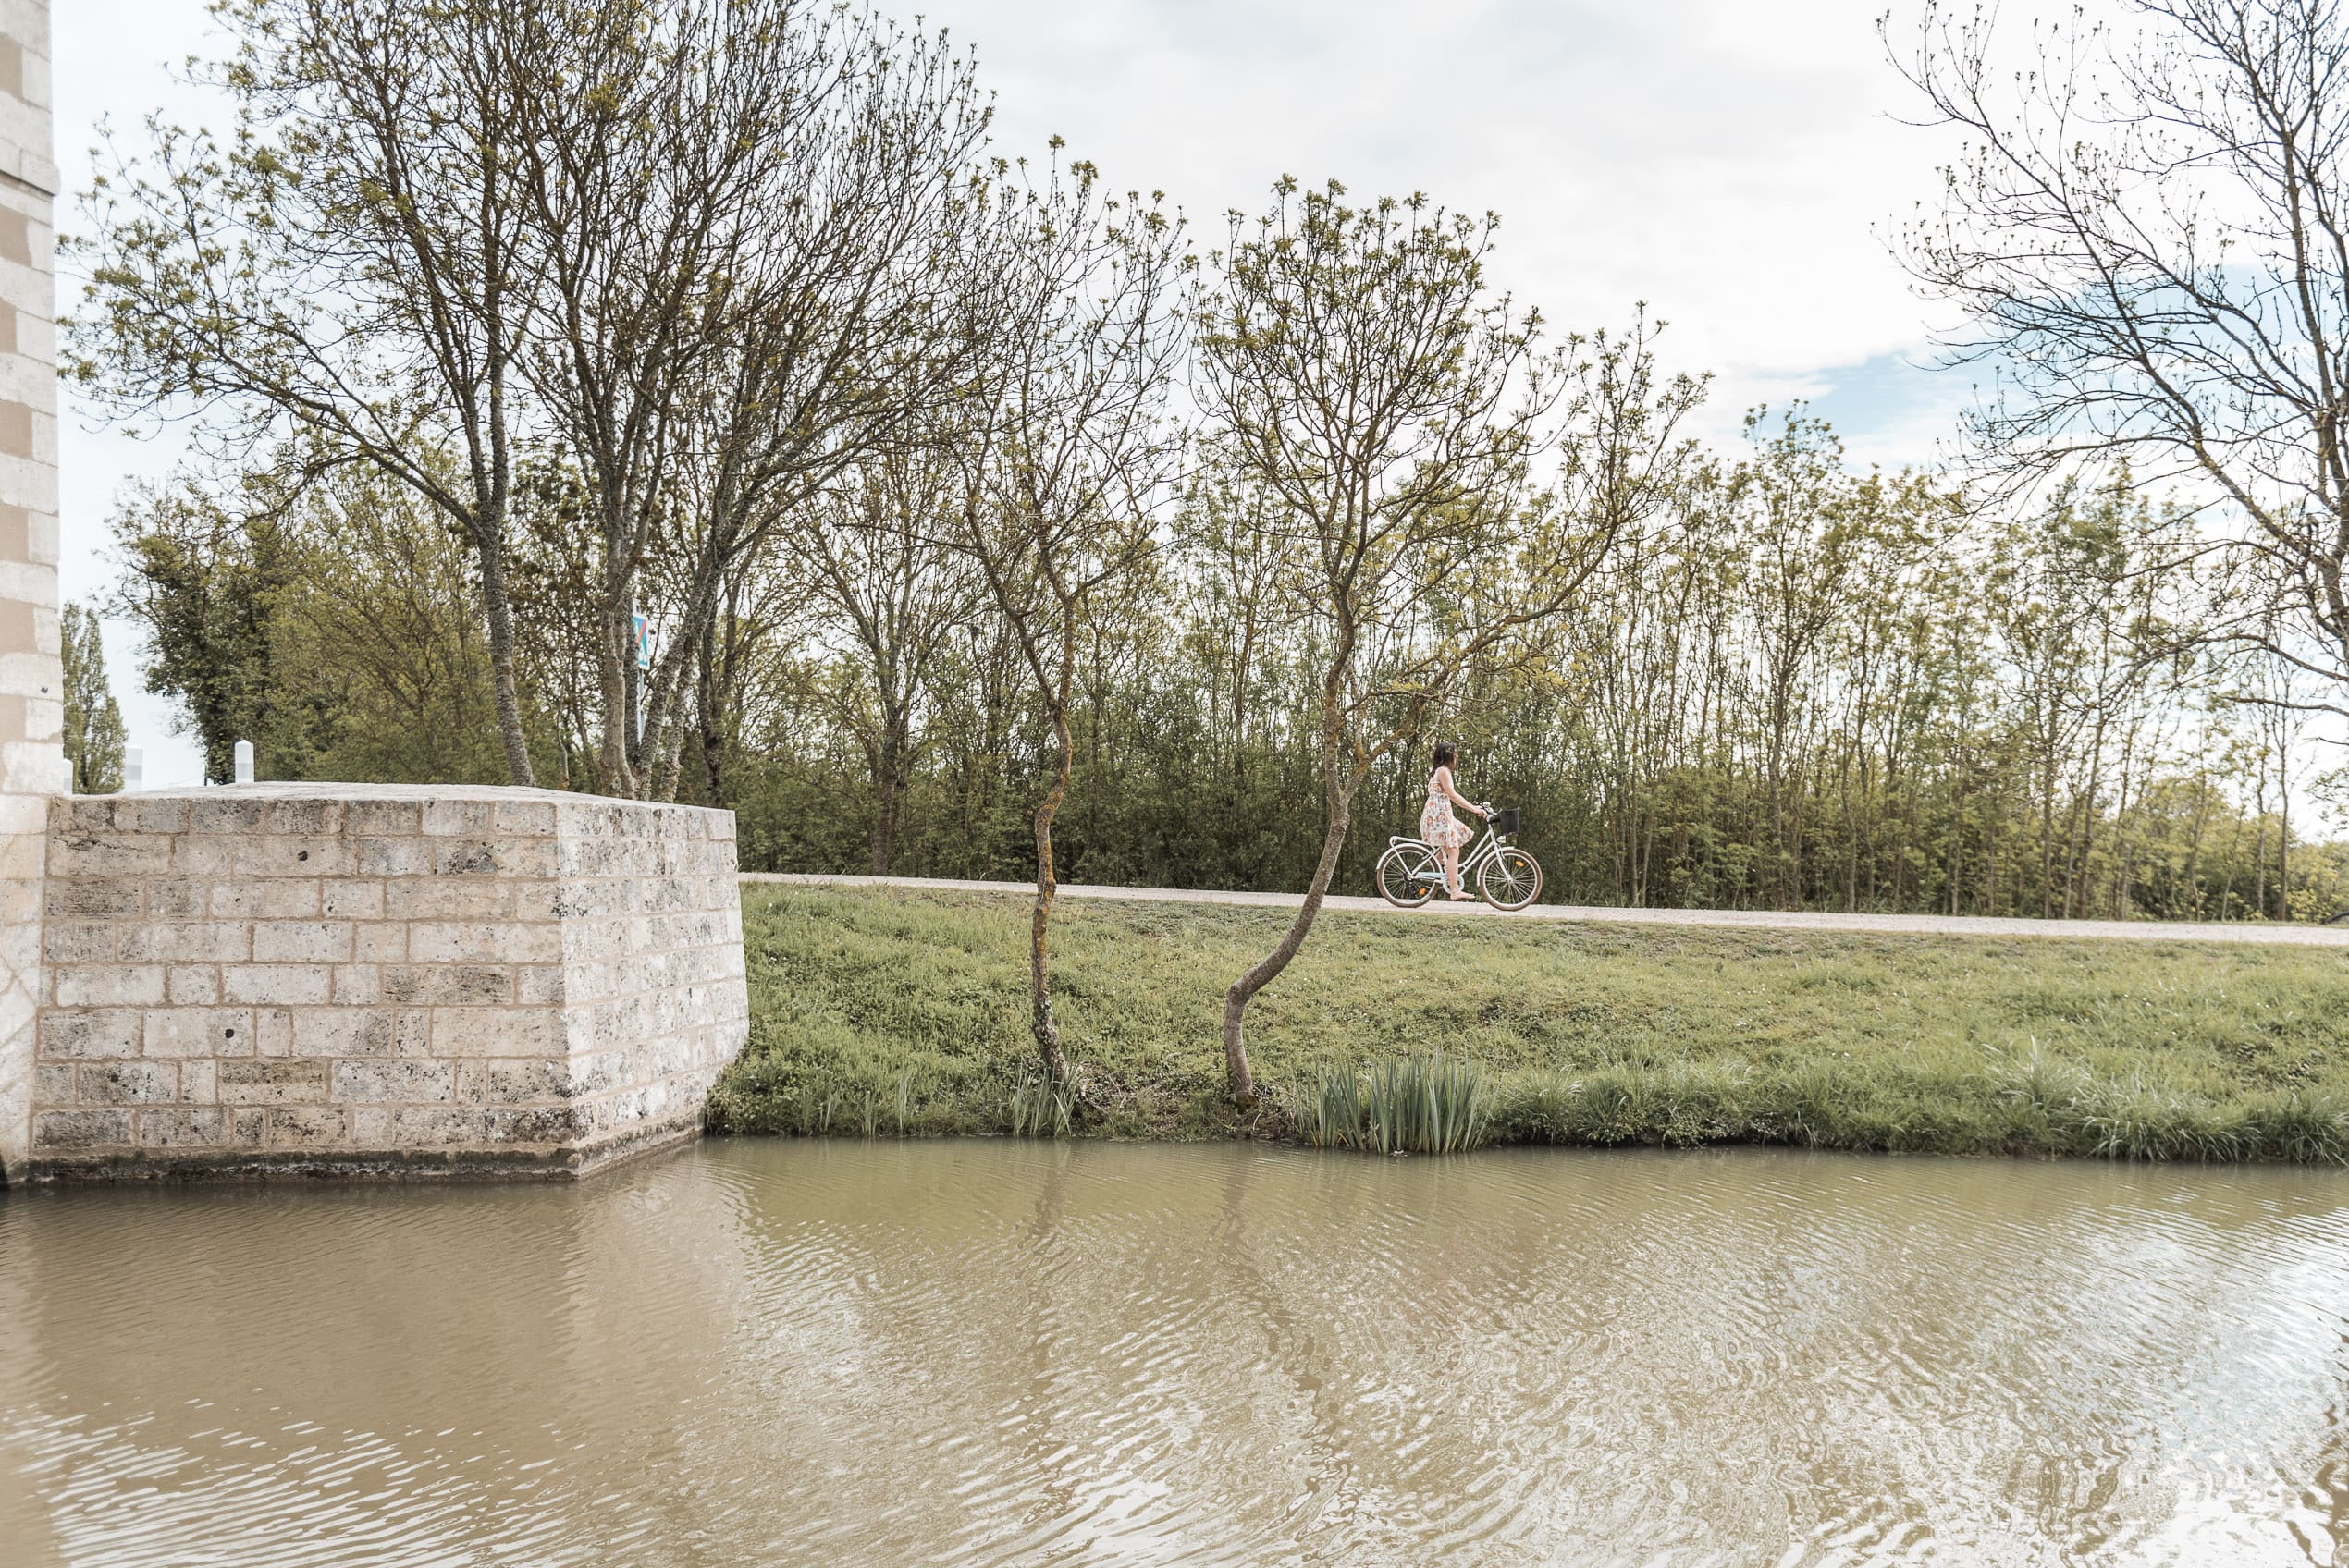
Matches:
[[1443, 842, 1463, 895]]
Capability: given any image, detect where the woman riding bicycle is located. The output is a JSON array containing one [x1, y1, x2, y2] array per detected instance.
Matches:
[[1420, 741, 1488, 901]]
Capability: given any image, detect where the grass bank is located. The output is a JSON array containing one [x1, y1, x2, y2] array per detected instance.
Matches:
[[708, 884, 2349, 1162]]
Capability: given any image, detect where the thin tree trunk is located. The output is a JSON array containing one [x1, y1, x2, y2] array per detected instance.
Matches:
[[871, 719, 905, 876], [696, 614, 724, 809], [598, 594, 635, 797], [476, 538, 535, 788], [1031, 694, 1075, 1085]]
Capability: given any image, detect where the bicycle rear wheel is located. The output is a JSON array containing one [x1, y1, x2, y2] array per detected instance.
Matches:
[[1477, 847, 1543, 911], [1376, 843, 1443, 908]]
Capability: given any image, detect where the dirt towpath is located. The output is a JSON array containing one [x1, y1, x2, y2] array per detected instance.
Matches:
[[742, 873, 2349, 949]]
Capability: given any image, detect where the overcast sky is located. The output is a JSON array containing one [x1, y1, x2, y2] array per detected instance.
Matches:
[[55, 0, 1969, 787]]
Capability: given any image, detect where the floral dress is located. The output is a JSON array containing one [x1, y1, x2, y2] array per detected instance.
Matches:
[[1420, 768, 1474, 850]]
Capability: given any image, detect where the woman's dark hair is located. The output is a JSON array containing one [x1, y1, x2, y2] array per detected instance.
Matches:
[[1432, 741, 1457, 770]]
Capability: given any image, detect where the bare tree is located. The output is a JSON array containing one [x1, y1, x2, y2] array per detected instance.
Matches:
[[74, 0, 543, 783], [800, 444, 986, 873], [1889, 0, 2349, 721], [944, 152, 1191, 1086], [1199, 180, 1701, 1102], [512, 0, 990, 799]]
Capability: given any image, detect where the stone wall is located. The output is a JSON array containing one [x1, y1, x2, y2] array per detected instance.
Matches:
[[24, 783, 748, 1179], [0, 0, 55, 1185]]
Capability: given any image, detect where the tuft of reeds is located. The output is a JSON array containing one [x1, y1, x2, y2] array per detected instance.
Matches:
[[1007, 1072, 1075, 1139], [1303, 1054, 1490, 1154], [1301, 1066, 1365, 1149]]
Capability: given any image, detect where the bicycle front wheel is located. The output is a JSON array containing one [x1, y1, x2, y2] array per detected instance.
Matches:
[[1477, 847, 1543, 911], [1376, 844, 1443, 909]]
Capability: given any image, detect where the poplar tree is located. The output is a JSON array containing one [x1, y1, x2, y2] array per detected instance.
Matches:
[[60, 605, 128, 795]]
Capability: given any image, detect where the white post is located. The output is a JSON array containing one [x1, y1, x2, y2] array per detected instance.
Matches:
[[234, 739, 255, 785]]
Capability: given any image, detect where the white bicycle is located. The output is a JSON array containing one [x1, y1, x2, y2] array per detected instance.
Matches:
[[1375, 804, 1543, 912]]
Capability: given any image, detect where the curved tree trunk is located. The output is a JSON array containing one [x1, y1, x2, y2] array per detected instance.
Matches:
[[1223, 637, 1358, 1105], [1220, 782, 1352, 1106]]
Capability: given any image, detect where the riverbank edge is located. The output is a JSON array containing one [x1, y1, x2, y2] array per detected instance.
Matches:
[[710, 884, 2349, 1166]]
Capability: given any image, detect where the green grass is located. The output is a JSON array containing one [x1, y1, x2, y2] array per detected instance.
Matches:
[[707, 885, 2349, 1162]]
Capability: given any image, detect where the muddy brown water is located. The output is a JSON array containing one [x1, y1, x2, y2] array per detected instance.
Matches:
[[2, 1140, 2345, 1566]]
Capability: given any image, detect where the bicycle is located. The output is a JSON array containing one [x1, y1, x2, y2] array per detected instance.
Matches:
[[1375, 803, 1543, 912]]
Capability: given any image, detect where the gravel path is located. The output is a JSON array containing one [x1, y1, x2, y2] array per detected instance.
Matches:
[[742, 873, 2349, 949]]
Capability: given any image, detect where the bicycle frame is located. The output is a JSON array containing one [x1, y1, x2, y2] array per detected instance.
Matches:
[[1389, 816, 1511, 876]]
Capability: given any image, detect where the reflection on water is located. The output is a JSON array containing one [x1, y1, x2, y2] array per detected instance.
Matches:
[[2, 1140, 2346, 1566]]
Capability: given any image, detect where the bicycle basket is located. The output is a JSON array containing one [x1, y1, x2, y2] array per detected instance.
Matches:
[[1491, 807, 1521, 836]]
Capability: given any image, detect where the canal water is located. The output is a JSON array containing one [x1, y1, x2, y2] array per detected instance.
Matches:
[[1, 1141, 2344, 1566]]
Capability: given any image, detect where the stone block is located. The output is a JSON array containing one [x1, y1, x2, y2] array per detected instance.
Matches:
[[409, 920, 560, 965], [48, 830, 171, 876], [436, 838, 557, 877], [235, 835, 351, 878], [166, 965, 221, 1005], [515, 965, 567, 1005], [264, 798, 343, 836], [456, 1058, 575, 1105], [381, 964, 511, 1007], [330, 965, 379, 1005], [221, 1060, 327, 1105], [421, 799, 492, 836], [170, 837, 237, 876], [222, 964, 334, 1006], [53, 964, 164, 1008], [349, 1105, 497, 1147], [330, 1060, 454, 1104], [318, 881, 384, 920], [266, 1106, 348, 1146], [41, 918, 111, 962], [147, 879, 207, 917], [80, 1061, 176, 1103], [383, 879, 513, 921], [492, 800, 558, 837], [43, 876, 140, 916], [254, 1006, 294, 1057], [211, 879, 321, 920], [109, 796, 190, 834], [37, 1008, 140, 1059], [50, 798, 114, 835], [34, 1109, 131, 1149], [351, 836, 432, 876], [429, 1006, 567, 1057], [119, 922, 251, 963], [144, 1007, 254, 1058], [141, 1108, 227, 1146], [288, 1008, 398, 1059], [352, 920, 407, 961], [346, 799, 421, 836], [252, 920, 352, 963], [188, 798, 266, 835]]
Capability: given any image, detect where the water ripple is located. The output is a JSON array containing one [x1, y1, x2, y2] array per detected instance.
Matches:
[[3, 1143, 2346, 1565]]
